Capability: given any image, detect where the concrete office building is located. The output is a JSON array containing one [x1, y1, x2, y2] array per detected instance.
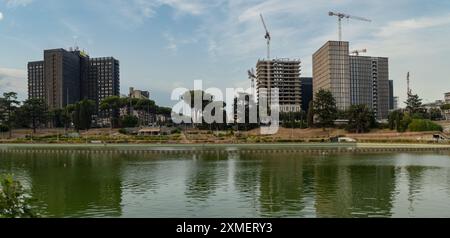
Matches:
[[312, 41, 351, 111], [256, 58, 302, 113], [350, 56, 390, 119], [300, 77, 313, 113], [28, 48, 120, 123], [313, 41, 390, 119]]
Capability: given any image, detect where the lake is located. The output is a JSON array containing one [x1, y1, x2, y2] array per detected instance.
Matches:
[[1, 147, 450, 218]]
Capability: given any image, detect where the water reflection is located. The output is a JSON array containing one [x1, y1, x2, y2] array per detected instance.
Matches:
[[0, 150, 450, 217]]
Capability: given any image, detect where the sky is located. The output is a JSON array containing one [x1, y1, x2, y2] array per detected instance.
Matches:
[[1, 0, 450, 107]]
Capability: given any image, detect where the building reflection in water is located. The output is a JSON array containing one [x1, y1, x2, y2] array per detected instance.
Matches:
[[0, 152, 123, 218]]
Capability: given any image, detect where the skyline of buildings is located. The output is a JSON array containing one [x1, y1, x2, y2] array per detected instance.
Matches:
[[313, 41, 390, 120], [28, 48, 120, 122]]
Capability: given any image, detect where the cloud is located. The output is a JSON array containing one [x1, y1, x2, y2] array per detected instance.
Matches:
[[377, 14, 450, 38], [4, 0, 34, 7], [0, 68, 28, 100], [0, 12, 3, 21]]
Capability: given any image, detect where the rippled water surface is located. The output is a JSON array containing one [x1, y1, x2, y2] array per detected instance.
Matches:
[[1, 149, 450, 218]]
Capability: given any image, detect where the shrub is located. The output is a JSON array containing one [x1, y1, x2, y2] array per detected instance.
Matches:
[[408, 119, 443, 132], [0, 175, 39, 218]]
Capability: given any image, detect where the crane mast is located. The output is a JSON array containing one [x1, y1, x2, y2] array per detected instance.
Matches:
[[328, 12, 371, 41], [260, 13, 272, 105]]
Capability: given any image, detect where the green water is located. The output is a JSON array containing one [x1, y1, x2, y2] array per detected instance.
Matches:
[[1, 148, 450, 218]]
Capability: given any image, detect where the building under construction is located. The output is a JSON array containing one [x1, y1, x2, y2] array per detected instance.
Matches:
[[256, 58, 302, 113]]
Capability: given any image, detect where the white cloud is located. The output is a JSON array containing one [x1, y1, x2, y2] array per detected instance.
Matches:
[[5, 0, 34, 7], [0, 12, 3, 21], [377, 15, 450, 38], [0, 68, 28, 100]]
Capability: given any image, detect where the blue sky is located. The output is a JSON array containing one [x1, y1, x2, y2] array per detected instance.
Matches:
[[1, 0, 450, 107]]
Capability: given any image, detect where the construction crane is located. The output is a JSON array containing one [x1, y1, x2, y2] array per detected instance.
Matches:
[[248, 68, 256, 91], [350, 49, 367, 56], [260, 13, 272, 105], [260, 13, 271, 59], [328, 12, 371, 41], [248, 68, 257, 101]]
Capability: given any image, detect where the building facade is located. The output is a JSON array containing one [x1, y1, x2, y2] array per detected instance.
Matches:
[[313, 41, 390, 119], [300, 77, 313, 113], [313, 41, 351, 111], [129, 87, 150, 99], [27, 61, 45, 100], [350, 56, 390, 119], [389, 80, 394, 110], [28, 48, 120, 123], [256, 58, 302, 113], [393, 97, 399, 110], [445, 92, 450, 104]]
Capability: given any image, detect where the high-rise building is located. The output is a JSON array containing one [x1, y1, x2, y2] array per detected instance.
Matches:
[[313, 41, 390, 119], [256, 58, 302, 113], [389, 80, 394, 110], [42, 49, 84, 109], [350, 56, 389, 119], [393, 97, 399, 110], [445, 92, 450, 104], [28, 48, 120, 121], [89, 57, 120, 107], [27, 61, 45, 100], [300, 77, 313, 113], [313, 41, 351, 111]]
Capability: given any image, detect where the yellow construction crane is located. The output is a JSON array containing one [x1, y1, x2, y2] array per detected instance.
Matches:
[[328, 12, 371, 41]]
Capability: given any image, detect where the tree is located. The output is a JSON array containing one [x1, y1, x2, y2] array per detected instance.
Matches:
[[16, 99, 48, 133], [0, 174, 39, 218], [0, 92, 20, 138], [307, 101, 314, 128], [73, 99, 96, 131], [50, 109, 65, 128], [121, 115, 139, 128], [346, 104, 375, 133], [405, 93, 423, 115], [408, 119, 443, 132], [100, 96, 123, 129], [428, 108, 443, 121], [313, 89, 337, 128]]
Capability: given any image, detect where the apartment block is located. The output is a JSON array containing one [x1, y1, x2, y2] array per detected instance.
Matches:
[[350, 56, 389, 119], [256, 58, 302, 113], [312, 41, 351, 111]]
